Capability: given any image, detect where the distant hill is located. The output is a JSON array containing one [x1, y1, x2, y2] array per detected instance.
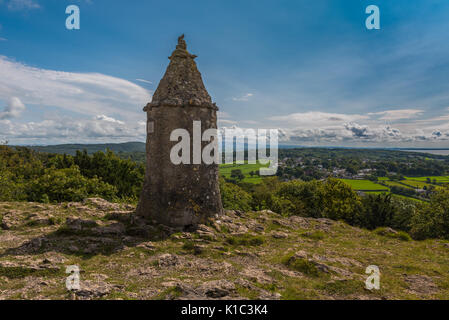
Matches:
[[24, 142, 145, 155], [17, 142, 449, 161]]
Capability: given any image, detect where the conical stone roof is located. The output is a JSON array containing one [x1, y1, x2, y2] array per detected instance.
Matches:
[[144, 35, 217, 111]]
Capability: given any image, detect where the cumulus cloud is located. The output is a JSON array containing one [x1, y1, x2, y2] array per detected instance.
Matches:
[[343, 122, 404, 142], [0, 97, 25, 119], [259, 108, 449, 145], [0, 56, 151, 120], [95, 114, 125, 124], [0, 114, 146, 144]]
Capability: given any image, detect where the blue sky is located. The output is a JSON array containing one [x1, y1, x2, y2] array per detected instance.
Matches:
[[1, 0, 449, 146]]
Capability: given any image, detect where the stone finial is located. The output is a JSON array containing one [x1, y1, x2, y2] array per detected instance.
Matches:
[[177, 34, 186, 50], [169, 34, 197, 60]]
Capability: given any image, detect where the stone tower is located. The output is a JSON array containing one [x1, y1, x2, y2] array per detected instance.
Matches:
[[136, 35, 223, 228]]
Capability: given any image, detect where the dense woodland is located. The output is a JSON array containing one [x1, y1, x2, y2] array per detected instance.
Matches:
[[1, 145, 449, 241]]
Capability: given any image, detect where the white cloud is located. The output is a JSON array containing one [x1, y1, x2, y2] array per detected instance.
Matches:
[[7, 0, 40, 11], [0, 56, 151, 120], [269, 111, 368, 129], [0, 114, 146, 144], [343, 122, 403, 141], [0, 38, 7, 41], [217, 111, 231, 118], [218, 119, 237, 125], [368, 109, 423, 121], [95, 114, 124, 124], [232, 93, 253, 101], [135, 79, 152, 84], [0, 96, 25, 119], [260, 109, 449, 146]]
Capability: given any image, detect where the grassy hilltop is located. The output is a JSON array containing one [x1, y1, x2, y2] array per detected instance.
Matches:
[[0, 198, 448, 300]]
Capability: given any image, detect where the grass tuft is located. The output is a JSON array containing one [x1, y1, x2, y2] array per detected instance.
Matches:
[[226, 235, 265, 246], [281, 253, 320, 277]]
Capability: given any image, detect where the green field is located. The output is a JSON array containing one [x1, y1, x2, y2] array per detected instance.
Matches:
[[339, 176, 449, 202], [382, 178, 445, 190], [219, 162, 269, 184], [405, 176, 449, 183], [340, 179, 390, 191], [391, 194, 424, 203], [383, 181, 408, 188], [219, 163, 448, 199]]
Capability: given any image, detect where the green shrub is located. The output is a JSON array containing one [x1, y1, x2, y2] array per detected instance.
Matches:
[[276, 180, 322, 217], [410, 189, 449, 240], [359, 194, 395, 230], [0, 170, 26, 201], [72, 150, 144, 199], [274, 178, 361, 224], [374, 227, 411, 241], [219, 178, 252, 211], [182, 241, 195, 251], [26, 166, 117, 203], [0, 146, 143, 203], [396, 231, 412, 241], [320, 178, 362, 224]]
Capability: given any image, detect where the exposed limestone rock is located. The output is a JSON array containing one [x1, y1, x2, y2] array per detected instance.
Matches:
[[404, 274, 438, 296], [65, 217, 98, 231], [200, 280, 236, 298], [158, 253, 180, 267], [288, 251, 331, 274], [173, 279, 236, 299], [271, 231, 289, 239], [374, 227, 398, 236], [136, 241, 156, 250], [1, 211, 22, 230], [75, 280, 122, 299], [240, 267, 273, 284], [83, 198, 123, 211], [92, 222, 126, 236]]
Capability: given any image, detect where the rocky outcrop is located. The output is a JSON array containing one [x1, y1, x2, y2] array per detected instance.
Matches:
[[0, 199, 448, 300]]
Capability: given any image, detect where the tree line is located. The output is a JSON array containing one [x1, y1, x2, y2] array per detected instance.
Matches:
[[1, 145, 449, 240], [0, 146, 144, 203], [220, 177, 449, 241]]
